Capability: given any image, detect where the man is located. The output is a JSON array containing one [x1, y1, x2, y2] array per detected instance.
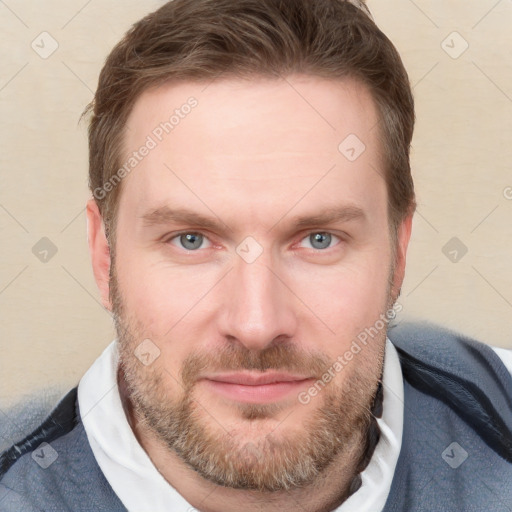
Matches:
[[1, 0, 511, 510]]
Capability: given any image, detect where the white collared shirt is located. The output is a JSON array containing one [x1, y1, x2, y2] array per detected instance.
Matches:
[[77, 339, 512, 512]]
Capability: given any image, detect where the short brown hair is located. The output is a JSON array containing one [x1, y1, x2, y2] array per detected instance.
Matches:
[[84, 0, 415, 249]]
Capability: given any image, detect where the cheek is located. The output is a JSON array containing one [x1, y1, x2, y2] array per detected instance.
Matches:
[[114, 243, 219, 347], [289, 250, 392, 338], [113, 245, 171, 333]]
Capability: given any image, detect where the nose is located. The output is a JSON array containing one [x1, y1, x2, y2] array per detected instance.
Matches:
[[218, 252, 298, 351]]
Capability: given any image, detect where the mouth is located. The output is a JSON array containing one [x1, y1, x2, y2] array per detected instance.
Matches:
[[199, 372, 314, 403]]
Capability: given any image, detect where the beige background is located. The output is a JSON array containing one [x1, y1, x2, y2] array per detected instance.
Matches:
[[1, 0, 511, 408]]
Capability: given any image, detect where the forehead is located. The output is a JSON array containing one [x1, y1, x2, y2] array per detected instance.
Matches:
[[118, 75, 386, 231]]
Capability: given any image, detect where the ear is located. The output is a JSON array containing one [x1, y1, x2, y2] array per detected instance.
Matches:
[[86, 198, 112, 311], [391, 214, 413, 302]]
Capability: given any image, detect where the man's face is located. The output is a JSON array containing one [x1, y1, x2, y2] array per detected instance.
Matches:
[[110, 76, 402, 491]]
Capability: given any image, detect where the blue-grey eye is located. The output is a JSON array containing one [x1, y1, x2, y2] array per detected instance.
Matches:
[[310, 232, 331, 249], [178, 233, 204, 250], [302, 232, 336, 250]]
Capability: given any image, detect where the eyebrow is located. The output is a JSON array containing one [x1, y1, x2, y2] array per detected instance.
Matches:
[[141, 206, 226, 232], [139, 204, 366, 232], [291, 205, 365, 230]]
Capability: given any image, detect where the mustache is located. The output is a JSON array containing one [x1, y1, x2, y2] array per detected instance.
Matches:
[[180, 342, 331, 389]]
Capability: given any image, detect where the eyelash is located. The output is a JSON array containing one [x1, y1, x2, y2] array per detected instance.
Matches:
[[164, 231, 342, 252]]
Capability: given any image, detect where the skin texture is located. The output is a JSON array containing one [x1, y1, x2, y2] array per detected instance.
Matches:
[[87, 75, 412, 512]]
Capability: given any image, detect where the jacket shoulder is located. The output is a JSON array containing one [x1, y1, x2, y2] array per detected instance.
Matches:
[[0, 388, 126, 511], [388, 321, 512, 461]]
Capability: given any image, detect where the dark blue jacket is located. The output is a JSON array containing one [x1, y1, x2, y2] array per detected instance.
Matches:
[[1, 323, 511, 511]]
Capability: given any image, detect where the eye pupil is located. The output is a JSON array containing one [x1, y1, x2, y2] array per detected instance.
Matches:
[[310, 232, 331, 250], [180, 233, 203, 250]]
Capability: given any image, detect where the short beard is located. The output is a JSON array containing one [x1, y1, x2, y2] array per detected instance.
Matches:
[[111, 267, 388, 493]]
